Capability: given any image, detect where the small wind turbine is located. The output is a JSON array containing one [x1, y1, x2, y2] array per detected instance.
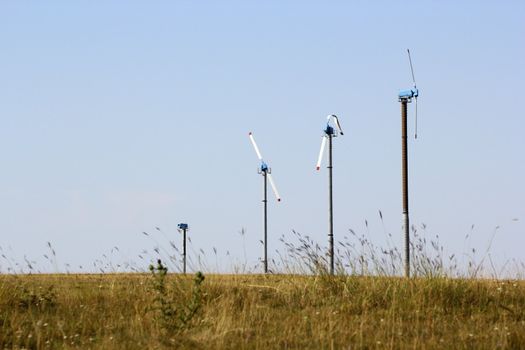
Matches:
[[398, 49, 420, 278], [249, 132, 281, 273], [316, 114, 344, 275]]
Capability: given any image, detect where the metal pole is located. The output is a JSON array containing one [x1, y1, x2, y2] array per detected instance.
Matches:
[[263, 171, 268, 273], [183, 228, 187, 275], [401, 100, 410, 278], [328, 134, 334, 275]]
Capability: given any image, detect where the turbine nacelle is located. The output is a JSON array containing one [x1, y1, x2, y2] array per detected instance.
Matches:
[[324, 125, 335, 136], [398, 87, 419, 102], [259, 161, 269, 173]]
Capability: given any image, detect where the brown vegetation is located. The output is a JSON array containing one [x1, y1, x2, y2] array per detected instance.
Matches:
[[1, 271, 524, 349]]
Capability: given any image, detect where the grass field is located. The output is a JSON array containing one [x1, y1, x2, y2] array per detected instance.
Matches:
[[1, 269, 524, 349]]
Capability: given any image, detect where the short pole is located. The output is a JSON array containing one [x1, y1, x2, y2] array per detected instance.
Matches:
[[182, 228, 187, 275], [177, 223, 189, 275]]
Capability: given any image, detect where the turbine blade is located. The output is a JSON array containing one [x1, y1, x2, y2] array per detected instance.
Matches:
[[407, 48, 417, 89], [316, 136, 327, 170], [267, 173, 281, 201], [333, 115, 344, 135], [248, 132, 263, 160]]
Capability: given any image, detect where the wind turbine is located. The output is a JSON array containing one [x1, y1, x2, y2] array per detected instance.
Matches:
[[316, 115, 344, 275], [249, 132, 281, 273], [398, 49, 420, 278]]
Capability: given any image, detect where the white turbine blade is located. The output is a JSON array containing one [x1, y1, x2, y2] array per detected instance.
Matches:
[[407, 48, 416, 89], [248, 132, 263, 160], [267, 173, 281, 201], [333, 115, 344, 135], [327, 114, 344, 135], [316, 136, 327, 170]]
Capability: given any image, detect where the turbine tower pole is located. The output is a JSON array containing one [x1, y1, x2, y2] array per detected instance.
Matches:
[[263, 169, 268, 273], [328, 133, 334, 275], [401, 99, 410, 278], [316, 115, 343, 276]]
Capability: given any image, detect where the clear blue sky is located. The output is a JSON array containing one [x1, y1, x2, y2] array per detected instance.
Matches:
[[0, 1, 523, 273]]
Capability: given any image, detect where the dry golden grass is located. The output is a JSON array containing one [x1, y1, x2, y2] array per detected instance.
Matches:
[[1, 272, 524, 349]]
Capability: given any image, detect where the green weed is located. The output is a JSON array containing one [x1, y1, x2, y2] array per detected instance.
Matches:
[[149, 259, 205, 334]]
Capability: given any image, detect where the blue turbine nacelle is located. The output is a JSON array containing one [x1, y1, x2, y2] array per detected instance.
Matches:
[[398, 88, 419, 101], [324, 125, 335, 136], [178, 223, 188, 230], [260, 161, 269, 172]]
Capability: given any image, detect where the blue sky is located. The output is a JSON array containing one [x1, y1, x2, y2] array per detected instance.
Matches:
[[0, 1, 523, 273]]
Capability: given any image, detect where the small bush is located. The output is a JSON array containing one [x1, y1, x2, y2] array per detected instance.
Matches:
[[149, 259, 205, 334], [17, 285, 57, 310]]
